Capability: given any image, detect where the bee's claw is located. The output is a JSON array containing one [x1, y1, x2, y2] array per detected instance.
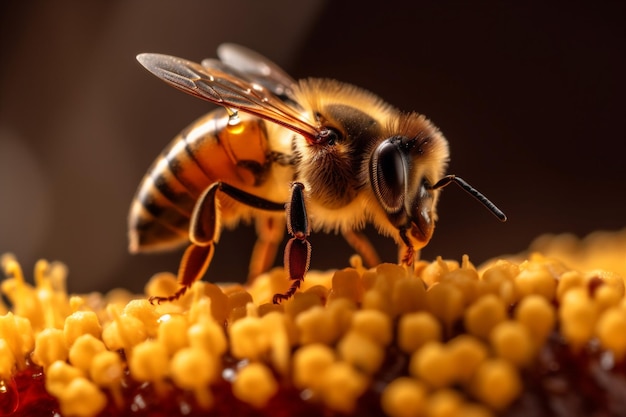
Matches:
[[148, 286, 188, 305]]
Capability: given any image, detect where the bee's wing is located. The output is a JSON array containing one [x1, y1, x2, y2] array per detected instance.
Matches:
[[137, 53, 319, 141], [212, 43, 298, 103], [199, 58, 248, 80], [200, 57, 301, 109]]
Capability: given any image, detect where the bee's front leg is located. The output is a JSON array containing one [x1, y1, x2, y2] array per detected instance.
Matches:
[[273, 182, 311, 304], [398, 228, 417, 266]]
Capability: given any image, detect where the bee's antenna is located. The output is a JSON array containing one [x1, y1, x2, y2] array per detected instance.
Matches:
[[431, 175, 507, 222]]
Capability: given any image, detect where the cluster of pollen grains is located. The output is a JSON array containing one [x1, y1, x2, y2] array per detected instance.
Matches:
[[0, 229, 625, 417]]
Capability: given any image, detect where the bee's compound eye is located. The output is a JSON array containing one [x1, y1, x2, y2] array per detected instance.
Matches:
[[371, 140, 407, 213]]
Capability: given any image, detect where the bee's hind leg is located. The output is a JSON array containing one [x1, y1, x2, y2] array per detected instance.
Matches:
[[149, 243, 215, 304], [149, 183, 221, 304], [150, 181, 288, 304]]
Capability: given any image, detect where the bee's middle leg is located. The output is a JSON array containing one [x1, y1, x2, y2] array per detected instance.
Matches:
[[342, 229, 381, 268], [249, 214, 286, 282]]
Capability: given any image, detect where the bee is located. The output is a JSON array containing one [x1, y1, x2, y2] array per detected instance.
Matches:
[[129, 43, 506, 304]]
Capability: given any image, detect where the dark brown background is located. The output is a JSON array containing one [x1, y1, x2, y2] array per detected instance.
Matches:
[[1, 0, 624, 293]]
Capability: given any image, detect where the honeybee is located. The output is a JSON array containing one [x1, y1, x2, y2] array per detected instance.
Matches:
[[129, 43, 506, 304]]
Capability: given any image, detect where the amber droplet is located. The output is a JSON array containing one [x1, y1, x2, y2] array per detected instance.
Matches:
[[0, 378, 18, 416]]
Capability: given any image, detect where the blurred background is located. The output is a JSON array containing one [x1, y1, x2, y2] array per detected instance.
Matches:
[[1, 0, 624, 293]]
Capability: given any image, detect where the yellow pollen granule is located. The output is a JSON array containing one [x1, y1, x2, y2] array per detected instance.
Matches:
[[157, 314, 189, 355], [390, 276, 428, 316], [441, 256, 480, 304], [202, 282, 230, 323], [58, 376, 107, 417], [226, 288, 254, 321], [362, 287, 392, 315], [229, 316, 270, 360], [328, 268, 363, 302], [187, 320, 227, 356], [514, 258, 559, 301], [326, 298, 357, 335], [337, 330, 385, 375], [261, 311, 292, 376], [296, 305, 338, 345], [89, 350, 124, 408], [559, 288, 599, 351], [68, 333, 107, 372], [31, 328, 68, 370], [0, 312, 34, 369], [122, 299, 160, 338], [425, 389, 464, 417], [232, 362, 278, 408], [426, 282, 464, 334], [169, 347, 217, 409], [350, 309, 392, 346], [410, 341, 455, 388], [421, 257, 459, 286], [556, 270, 586, 302], [63, 311, 102, 347], [489, 321, 533, 367], [318, 361, 368, 414], [464, 294, 507, 340], [293, 343, 336, 391], [594, 284, 622, 312], [472, 358, 522, 411], [129, 340, 169, 386], [481, 260, 519, 285], [45, 360, 85, 399], [514, 295, 555, 347], [596, 307, 626, 360], [0, 339, 16, 380], [589, 270, 625, 297], [285, 291, 323, 318], [380, 377, 428, 417], [397, 311, 442, 354], [446, 334, 488, 383]]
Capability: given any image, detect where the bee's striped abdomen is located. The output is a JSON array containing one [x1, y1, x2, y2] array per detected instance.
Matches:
[[128, 109, 272, 253]]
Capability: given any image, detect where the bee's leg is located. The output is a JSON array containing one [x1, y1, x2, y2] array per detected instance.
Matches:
[[149, 243, 215, 304], [205, 183, 286, 283], [273, 182, 310, 304], [398, 245, 419, 265], [398, 228, 417, 266], [149, 183, 222, 304], [150, 181, 287, 304], [341, 229, 381, 268], [249, 215, 286, 282]]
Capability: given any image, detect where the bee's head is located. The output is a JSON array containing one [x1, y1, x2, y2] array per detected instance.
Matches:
[[369, 113, 449, 249]]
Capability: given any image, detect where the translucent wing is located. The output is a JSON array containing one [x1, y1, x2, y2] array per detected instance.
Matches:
[[200, 56, 300, 108], [213, 43, 298, 102], [199, 58, 248, 81], [136, 53, 320, 141]]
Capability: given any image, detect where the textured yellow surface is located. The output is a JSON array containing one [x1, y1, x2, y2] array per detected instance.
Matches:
[[0, 228, 625, 416]]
